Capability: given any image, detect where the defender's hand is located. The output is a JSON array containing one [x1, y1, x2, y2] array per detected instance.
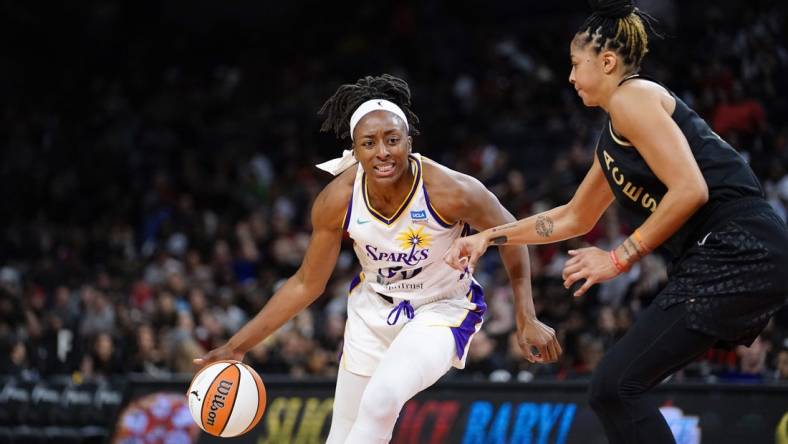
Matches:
[[562, 247, 621, 297], [444, 233, 490, 274]]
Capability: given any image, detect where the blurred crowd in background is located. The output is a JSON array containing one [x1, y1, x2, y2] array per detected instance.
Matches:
[[1, 0, 787, 384]]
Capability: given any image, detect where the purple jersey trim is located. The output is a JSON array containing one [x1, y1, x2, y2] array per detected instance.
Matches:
[[342, 190, 354, 232], [422, 183, 454, 228], [450, 281, 486, 360], [348, 273, 362, 293]]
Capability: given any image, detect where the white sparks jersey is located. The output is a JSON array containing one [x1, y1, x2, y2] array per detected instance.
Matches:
[[344, 154, 472, 301]]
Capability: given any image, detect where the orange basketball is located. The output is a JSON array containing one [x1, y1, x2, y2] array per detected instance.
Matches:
[[187, 360, 266, 437]]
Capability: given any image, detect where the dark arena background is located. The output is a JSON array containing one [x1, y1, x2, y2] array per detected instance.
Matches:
[[1, 1, 787, 443]]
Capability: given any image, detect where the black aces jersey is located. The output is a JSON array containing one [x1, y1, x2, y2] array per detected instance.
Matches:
[[596, 75, 764, 257]]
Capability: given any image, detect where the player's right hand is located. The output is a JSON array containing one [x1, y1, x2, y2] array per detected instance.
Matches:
[[444, 232, 489, 274], [193, 344, 244, 371], [516, 318, 562, 364]]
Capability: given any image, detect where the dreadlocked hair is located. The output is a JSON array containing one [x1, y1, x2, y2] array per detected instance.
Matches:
[[318, 74, 420, 140], [577, 0, 659, 69]]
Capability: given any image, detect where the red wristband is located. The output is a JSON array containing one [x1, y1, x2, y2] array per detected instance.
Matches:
[[610, 249, 627, 273]]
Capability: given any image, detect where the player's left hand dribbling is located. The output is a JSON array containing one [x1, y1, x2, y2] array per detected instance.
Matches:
[[562, 247, 621, 297]]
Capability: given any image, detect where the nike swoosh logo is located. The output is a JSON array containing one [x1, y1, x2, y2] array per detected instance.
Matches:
[[697, 232, 712, 246], [357, 218, 370, 225]]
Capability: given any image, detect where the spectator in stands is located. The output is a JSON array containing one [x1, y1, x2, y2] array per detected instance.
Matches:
[[776, 341, 788, 381], [79, 287, 115, 338], [128, 324, 168, 376], [2, 339, 33, 378], [570, 333, 605, 379], [464, 330, 507, 380], [91, 333, 123, 377], [716, 334, 774, 383], [712, 82, 767, 140]]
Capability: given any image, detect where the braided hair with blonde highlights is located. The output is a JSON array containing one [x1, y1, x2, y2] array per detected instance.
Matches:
[[576, 0, 659, 69], [318, 74, 420, 140]]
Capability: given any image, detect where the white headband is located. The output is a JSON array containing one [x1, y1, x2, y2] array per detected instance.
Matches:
[[315, 99, 410, 176], [349, 99, 409, 141]]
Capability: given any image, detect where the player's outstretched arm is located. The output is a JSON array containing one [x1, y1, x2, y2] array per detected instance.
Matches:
[[444, 155, 614, 273], [194, 177, 351, 369]]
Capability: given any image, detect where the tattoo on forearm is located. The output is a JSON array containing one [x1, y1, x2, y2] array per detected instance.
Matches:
[[490, 236, 508, 245], [535, 215, 554, 238]]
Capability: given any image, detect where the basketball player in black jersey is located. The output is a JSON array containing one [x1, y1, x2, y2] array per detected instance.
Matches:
[[445, 0, 788, 442]]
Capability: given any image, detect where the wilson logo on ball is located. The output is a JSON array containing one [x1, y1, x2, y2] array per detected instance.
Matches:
[[188, 361, 266, 437], [207, 381, 234, 422]]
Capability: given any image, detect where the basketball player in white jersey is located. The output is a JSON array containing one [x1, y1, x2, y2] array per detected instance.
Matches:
[[194, 74, 561, 443]]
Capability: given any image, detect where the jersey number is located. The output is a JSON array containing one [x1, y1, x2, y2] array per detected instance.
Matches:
[[378, 266, 423, 280]]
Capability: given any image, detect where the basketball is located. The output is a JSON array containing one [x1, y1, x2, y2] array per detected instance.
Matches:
[[187, 360, 266, 437]]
